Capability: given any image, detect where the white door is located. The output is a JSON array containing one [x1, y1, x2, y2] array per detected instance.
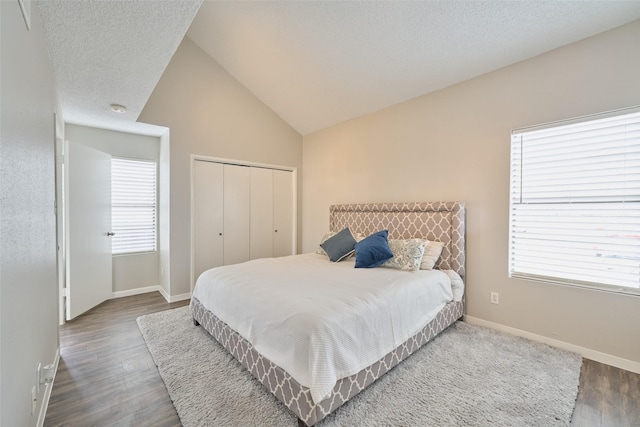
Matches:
[[223, 164, 251, 265], [193, 160, 224, 286], [65, 141, 113, 320], [250, 167, 274, 259], [273, 169, 294, 257]]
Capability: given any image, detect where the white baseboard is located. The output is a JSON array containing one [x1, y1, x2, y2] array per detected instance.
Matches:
[[158, 286, 170, 302], [111, 285, 161, 299], [37, 348, 60, 427], [464, 315, 640, 375], [157, 287, 191, 303], [168, 292, 191, 303], [112, 286, 191, 303]]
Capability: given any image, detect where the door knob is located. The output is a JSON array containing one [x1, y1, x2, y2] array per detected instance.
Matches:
[[107, 232, 115, 236]]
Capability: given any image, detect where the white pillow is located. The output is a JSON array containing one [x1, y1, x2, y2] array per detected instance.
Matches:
[[443, 270, 465, 301], [382, 239, 427, 272], [420, 240, 445, 270]]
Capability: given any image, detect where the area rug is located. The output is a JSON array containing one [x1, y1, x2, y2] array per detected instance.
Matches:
[[137, 307, 582, 426]]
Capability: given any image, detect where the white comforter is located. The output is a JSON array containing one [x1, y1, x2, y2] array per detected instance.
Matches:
[[192, 253, 456, 403]]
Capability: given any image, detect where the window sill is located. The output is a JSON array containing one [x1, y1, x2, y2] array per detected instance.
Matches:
[[112, 251, 157, 257], [510, 273, 640, 297]]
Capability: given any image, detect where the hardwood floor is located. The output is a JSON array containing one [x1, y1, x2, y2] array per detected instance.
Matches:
[[572, 359, 640, 426], [44, 292, 639, 426], [44, 292, 188, 427]]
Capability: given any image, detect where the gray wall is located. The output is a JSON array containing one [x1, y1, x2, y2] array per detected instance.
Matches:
[[1, 2, 59, 425], [65, 124, 161, 293], [139, 37, 303, 297], [303, 21, 640, 367], [158, 131, 171, 296]]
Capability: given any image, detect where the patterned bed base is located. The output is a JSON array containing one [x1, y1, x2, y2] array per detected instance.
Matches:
[[191, 296, 464, 426]]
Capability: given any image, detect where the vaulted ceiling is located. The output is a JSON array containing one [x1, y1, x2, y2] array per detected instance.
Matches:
[[38, 1, 640, 136]]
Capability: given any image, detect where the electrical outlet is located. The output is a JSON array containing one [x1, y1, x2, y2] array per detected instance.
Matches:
[[161, 267, 164, 277], [31, 386, 37, 415], [490, 292, 499, 304]]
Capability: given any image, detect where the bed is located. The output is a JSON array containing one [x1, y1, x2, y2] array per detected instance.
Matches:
[[191, 201, 466, 426]]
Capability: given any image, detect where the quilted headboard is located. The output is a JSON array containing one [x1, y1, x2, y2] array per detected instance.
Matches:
[[329, 202, 465, 278]]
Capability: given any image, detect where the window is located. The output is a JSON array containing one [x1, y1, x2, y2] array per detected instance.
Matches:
[[111, 158, 157, 255], [509, 108, 640, 295]]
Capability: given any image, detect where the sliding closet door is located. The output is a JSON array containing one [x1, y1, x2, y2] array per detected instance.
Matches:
[[192, 158, 295, 287], [223, 164, 251, 265], [273, 169, 294, 257], [250, 167, 274, 259], [193, 160, 224, 281]]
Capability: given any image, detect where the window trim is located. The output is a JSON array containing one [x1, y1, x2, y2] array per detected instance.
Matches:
[[509, 106, 640, 297], [511, 105, 640, 135]]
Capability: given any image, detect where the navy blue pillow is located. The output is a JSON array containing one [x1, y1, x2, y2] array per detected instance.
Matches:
[[320, 228, 357, 262], [354, 230, 394, 268]]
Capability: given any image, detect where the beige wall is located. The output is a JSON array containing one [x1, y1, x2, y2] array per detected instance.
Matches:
[[303, 21, 640, 365], [65, 124, 161, 293], [1, 2, 59, 424], [139, 37, 303, 297]]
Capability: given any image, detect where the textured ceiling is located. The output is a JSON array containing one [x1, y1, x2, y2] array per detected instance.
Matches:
[[37, 1, 640, 137], [38, 0, 202, 136], [188, 1, 640, 135]]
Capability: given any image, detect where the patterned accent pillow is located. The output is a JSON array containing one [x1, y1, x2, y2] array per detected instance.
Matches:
[[420, 240, 445, 270], [382, 239, 427, 271]]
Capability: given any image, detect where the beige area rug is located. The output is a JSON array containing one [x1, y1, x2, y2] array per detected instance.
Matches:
[[137, 306, 582, 426]]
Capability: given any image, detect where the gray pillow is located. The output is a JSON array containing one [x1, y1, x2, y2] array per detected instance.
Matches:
[[320, 228, 357, 262]]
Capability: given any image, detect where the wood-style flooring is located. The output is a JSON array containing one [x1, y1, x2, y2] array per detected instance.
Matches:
[[44, 292, 639, 426], [44, 292, 188, 427], [572, 358, 640, 426]]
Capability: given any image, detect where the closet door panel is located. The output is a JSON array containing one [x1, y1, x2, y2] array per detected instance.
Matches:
[[193, 160, 224, 282], [250, 168, 274, 259], [273, 169, 294, 257], [223, 164, 251, 265]]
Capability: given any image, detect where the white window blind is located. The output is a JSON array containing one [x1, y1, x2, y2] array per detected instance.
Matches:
[[509, 108, 640, 295], [111, 158, 157, 255]]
